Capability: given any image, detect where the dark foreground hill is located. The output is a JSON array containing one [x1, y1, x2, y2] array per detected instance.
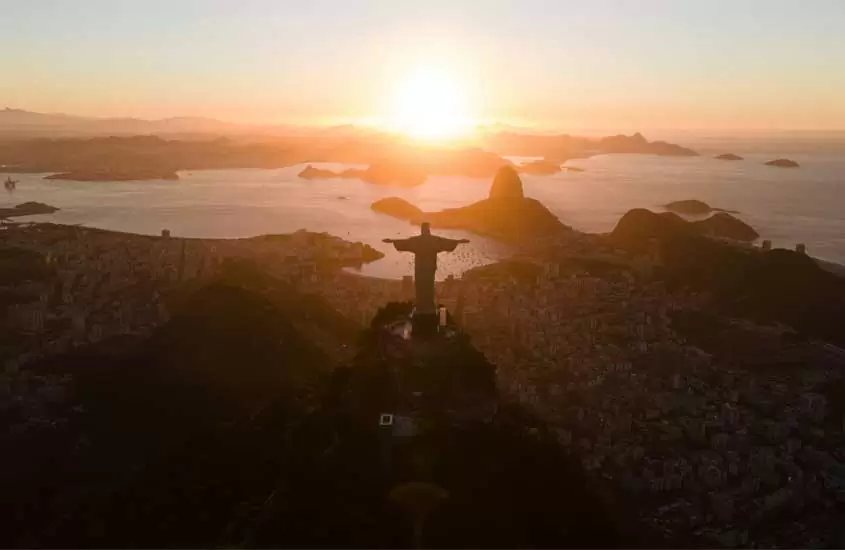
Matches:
[[1, 272, 639, 548], [610, 208, 845, 345]]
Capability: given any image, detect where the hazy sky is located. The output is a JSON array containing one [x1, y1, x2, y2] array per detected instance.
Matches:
[[2, 0, 844, 131]]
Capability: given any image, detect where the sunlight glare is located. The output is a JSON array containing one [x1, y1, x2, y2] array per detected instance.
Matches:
[[387, 66, 474, 141]]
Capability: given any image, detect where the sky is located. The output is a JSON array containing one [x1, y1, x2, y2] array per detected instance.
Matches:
[[1, 0, 844, 131]]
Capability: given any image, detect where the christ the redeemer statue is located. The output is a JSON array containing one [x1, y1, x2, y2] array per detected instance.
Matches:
[[384, 223, 468, 332]]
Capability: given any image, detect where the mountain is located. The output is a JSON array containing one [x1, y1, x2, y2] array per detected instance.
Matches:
[[0, 108, 310, 138], [371, 166, 571, 243], [610, 209, 845, 344], [1, 272, 640, 548], [478, 131, 698, 160]]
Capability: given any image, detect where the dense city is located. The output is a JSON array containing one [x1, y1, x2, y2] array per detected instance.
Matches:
[[2, 221, 845, 548]]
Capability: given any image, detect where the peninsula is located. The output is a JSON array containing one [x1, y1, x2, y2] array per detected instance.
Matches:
[[0, 201, 59, 218], [45, 169, 180, 182]]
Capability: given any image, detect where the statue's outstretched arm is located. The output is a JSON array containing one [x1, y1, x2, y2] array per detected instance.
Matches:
[[436, 236, 470, 252], [386, 237, 417, 252]]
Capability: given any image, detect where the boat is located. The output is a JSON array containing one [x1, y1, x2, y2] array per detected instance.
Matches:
[[4, 177, 18, 191]]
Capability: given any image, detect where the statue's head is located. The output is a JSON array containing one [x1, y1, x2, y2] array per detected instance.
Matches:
[[421, 222, 431, 235]]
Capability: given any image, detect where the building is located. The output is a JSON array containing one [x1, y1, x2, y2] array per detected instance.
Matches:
[[796, 243, 807, 254]]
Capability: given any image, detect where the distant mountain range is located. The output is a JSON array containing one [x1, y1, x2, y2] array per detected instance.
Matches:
[[0, 107, 370, 138]]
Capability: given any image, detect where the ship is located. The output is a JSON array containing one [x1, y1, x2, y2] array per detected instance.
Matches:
[[4, 176, 18, 191]]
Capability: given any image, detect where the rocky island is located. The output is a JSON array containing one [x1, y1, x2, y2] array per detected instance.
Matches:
[[715, 153, 743, 161], [45, 169, 179, 182], [516, 159, 561, 176], [371, 166, 570, 243], [764, 158, 800, 168], [298, 165, 349, 180], [664, 199, 738, 216], [0, 201, 59, 218]]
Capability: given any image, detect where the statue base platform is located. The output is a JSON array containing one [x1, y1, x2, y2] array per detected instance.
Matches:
[[411, 313, 439, 339]]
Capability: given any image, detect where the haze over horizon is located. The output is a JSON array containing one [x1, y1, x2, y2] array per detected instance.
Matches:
[[2, 0, 845, 135]]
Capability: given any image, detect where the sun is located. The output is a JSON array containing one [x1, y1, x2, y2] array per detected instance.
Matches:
[[387, 66, 474, 141]]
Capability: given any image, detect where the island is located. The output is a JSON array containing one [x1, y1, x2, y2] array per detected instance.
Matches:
[[715, 153, 743, 161], [516, 159, 561, 176], [370, 166, 570, 244], [663, 199, 738, 216], [45, 169, 179, 182], [298, 163, 427, 187], [298, 165, 348, 180], [0, 201, 59, 218], [764, 158, 800, 168], [371, 197, 424, 220], [563, 166, 585, 172]]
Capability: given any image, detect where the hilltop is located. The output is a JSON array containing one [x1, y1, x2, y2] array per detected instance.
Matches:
[[610, 208, 845, 344], [372, 166, 571, 243], [0, 269, 638, 548]]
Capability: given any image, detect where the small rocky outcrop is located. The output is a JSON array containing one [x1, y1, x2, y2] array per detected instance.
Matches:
[[715, 153, 743, 161], [489, 166, 524, 200], [563, 166, 585, 172], [765, 158, 799, 168]]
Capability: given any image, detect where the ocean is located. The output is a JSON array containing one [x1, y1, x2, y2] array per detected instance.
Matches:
[[3, 135, 844, 280]]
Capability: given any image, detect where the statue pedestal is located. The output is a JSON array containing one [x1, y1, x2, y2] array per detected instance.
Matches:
[[412, 313, 439, 339]]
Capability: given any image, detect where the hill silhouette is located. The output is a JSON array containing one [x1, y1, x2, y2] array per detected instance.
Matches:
[[0, 270, 641, 548], [611, 208, 845, 344], [372, 166, 571, 243]]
